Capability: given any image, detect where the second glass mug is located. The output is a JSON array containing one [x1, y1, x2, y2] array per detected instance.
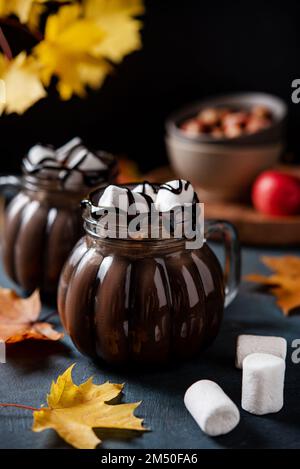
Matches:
[[58, 193, 240, 366], [0, 152, 118, 298]]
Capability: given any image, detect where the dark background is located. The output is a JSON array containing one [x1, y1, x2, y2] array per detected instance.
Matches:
[[1, 0, 300, 174]]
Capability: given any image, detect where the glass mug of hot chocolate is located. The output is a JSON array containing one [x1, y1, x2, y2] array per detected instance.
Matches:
[[58, 180, 240, 365], [0, 138, 118, 298]]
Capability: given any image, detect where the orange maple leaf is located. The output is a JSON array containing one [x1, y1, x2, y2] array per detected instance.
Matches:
[[245, 256, 300, 316], [0, 288, 63, 343]]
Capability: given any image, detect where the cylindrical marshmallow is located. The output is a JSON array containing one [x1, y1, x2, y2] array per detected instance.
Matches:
[[242, 353, 285, 415], [236, 334, 287, 369], [184, 380, 240, 436]]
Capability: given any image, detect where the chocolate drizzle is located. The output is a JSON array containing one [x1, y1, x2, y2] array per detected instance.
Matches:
[[160, 179, 190, 194], [84, 180, 200, 242], [159, 180, 199, 203], [137, 181, 159, 195], [124, 188, 154, 213], [125, 187, 136, 208], [23, 138, 118, 189]]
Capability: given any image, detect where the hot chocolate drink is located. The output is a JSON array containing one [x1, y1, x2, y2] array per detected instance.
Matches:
[[1, 138, 118, 297], [58, 180, 240, 365]]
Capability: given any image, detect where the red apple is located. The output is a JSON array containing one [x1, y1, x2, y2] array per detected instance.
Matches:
[[252, 170, 300, 216]]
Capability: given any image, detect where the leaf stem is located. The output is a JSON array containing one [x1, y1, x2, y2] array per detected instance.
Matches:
[[0, 18, 43, 42], [0, 403, 39, 411], [0, 27, 13, 60]]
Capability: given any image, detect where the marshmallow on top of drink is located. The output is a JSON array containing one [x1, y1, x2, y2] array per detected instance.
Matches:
[[98, 185, 153, 214], [97, 179, 198, 214], [23, 137, 117, 189], [155, 180, 197, 211]]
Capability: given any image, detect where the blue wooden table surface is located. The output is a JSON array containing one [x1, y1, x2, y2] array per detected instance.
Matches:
[[0, 244, 300, 449]]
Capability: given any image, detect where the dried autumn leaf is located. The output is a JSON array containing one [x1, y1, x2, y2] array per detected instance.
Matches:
[[0, 0, 65, 24], [34, 3, 110, 100], [0, 288, 63, 343], [83, 0, 144, 63], [27, 2, 46, 33], [261, 256, 300, 277], [33, 364, 146, 449], [245, 255, 300, 316], [0, 0, 35, 23], [0, 52, 46, 115]]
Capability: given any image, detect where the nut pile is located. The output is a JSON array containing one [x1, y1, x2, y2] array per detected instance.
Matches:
[[180, 105, 273, 139]]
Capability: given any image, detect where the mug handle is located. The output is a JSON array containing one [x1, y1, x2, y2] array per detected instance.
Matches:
[[205, 219, 241, 307], [0, 174, 21, 198], [0, 175, 21, 244]]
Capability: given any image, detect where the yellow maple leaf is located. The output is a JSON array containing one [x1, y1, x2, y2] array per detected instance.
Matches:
[[34, 3, 110, 99], [0, 0, 64, 23], [27, 2, 46, 32], [245, 255, 300, 316], [0, 0, 34, 23], [0, 52, 46, 114], [83, 0, 144, 63], [33, 364, 146, 449]]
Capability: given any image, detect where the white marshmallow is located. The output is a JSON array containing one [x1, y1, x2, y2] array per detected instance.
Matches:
[[98, 186, 129, 212], [75, 151, 107, 171], [25, 138, 113, 189], [155, 179, 195, 212], [129, 192, 151, 214], [27, 144, 56, 166], [98, 185, 150, 213], [64, 147, 89, 169], [56, 137, 82, 161], [242, 353, 285, 415], [57, 137, 108, 171], [132, 182, 157, 202], [184, 380, 240, 437], [236, 335, 287, 369]]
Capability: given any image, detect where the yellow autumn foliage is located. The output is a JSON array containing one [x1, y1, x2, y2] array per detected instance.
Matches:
[[33, 364, 146, 449], [0, 0, 144, 113]]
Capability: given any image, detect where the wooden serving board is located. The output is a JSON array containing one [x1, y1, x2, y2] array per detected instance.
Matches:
[[145, 165, 300, 246]]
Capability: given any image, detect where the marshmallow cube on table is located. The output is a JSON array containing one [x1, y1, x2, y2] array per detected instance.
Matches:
[[184, 380, 240, 437], [236, 334, 287, 369], [242, 353, 285, 415]]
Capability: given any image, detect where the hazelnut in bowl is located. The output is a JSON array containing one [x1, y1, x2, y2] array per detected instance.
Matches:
[[165, 93, 287, 201]]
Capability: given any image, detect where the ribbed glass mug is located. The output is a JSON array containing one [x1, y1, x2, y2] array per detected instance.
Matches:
[[58, 194, 240, 365], [0, 155, 117, 298]]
